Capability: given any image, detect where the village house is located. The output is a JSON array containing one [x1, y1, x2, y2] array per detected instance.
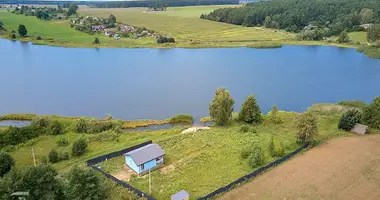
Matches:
[[104, 30, 116, 36], [92, 25, 105, 31], [118, 25, 135, 32], [124, 143, 164, 175]]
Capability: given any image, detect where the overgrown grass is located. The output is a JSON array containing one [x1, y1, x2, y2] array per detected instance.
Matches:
[[247, 42, 283, 49], [200, 116, 213, 123], [79, 6, 294, 47], [337, 100, 368, 110], [357, 46, 380, 59], [0, 113, 37, 121], [97, 109, 350, 200]]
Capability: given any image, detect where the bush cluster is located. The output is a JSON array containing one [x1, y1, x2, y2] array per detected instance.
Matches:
[[241, 145, 264, 168], [169, 114, 194, 124], [48, 149, 69, 163], [268, 136, 285, 157], [157, 36, 175, 43], [363, 97, 380, 129], [0, 152, 15, 177], [31, 116, 63, 135], [56, 136, 70, 147], [239, 125, 250, 133], [72, 137, 88, 157], [338, 109, 362, 131], [0, 126, 45, 147], [295, 112, 318, 144], [248, 146, 264, 168], [75, 118, 115, 134], [89, 130, 120, 142]]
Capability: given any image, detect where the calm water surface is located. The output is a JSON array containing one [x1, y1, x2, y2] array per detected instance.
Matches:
[[1, 39, 380, 120]]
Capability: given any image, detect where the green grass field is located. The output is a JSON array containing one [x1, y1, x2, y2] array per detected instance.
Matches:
[[0, 6, 369, 49], [79, 6, 294, 46], [2, 103, 377, 199], [0, 10, 157, 47]]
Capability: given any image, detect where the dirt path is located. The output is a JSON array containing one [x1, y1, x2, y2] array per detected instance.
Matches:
[[219, 135, 380, 200]]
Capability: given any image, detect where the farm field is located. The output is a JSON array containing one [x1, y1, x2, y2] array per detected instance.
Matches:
[[0, 10, 157, 48], [96, 107, 351, 200], [219, 135, 380, 200], [79, 6, 295, 47]]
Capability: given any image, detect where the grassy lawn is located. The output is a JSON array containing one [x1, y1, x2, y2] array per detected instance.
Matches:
[[0, 10, 157, 48], [79, 6, 294, 46], [97, 108, 349, 200], [348, 31, 368, 43], [0, 7, 365, 49]]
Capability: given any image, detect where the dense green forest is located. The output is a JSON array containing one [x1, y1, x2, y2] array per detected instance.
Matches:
[[202, 0, 380, 38], [88, 0, 239, 8]]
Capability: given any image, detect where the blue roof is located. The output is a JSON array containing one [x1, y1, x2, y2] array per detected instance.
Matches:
[[171, 190, 189, 200]]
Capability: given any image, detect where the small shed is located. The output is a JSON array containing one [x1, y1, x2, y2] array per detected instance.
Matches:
[[351, 123, 369, 135], [171, 190, 189, 200], [124, 144, 164, 175]]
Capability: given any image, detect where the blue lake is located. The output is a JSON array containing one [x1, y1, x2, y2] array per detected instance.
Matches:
[[1, 39, 380, 120]]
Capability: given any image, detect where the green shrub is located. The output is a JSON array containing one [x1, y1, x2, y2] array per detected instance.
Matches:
[[31, 116, 51, 127], [248, 146, 264, 168], [75, 118, 114, 134], [239, 94, 262, 124], [251, 127, 258, 133], [48, 149, 59, 163], [56, 136, 69, 147], [89, 130, 120, 142], [268, 136, 276, 157], [275, 141, 285, 157], [59, 152, 69, 161], [72, 137, 88, 157], [239, 125, 250, 133], [363, 97, 380, 129], [270, 105, 282, 124], [0, 151, 15, 177], [93, 37, 100, 44], [295, 112, 318, 144], [200, 116, 213, 123], [338, 100, 367, 109], [338, 109, 362, 131], [40, 156, 48, 164], [169, 114, 194, 124], [240, 148, 252, 159], [0, 126, 46, 147], [48, 120, 63, 135]]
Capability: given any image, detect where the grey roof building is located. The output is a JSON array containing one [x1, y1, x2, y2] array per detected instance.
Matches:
[[124, 144, 165, 174], [171, 190, 189, 200], [351, 124, 369, 135]]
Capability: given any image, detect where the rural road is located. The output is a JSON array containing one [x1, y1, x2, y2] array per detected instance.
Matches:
[[219, 135, 380, 200]]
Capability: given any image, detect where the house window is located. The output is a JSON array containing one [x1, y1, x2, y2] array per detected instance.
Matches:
[[141, 164, 144, 170]]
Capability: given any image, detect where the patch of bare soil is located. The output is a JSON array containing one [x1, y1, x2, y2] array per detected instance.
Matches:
[[219, 135, 380, 200], [160, 164, 175, 174], [112, 165, 135, 181]]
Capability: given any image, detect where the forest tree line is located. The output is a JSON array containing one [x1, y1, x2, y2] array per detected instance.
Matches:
[[202, 0, 380, 40]]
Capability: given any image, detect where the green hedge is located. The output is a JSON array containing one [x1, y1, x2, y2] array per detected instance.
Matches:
[[168, 114, 194, 124]]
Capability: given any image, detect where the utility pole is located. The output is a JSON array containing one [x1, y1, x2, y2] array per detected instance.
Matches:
[[149, 168, 151, 194], [32, 145, 36, 167]]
